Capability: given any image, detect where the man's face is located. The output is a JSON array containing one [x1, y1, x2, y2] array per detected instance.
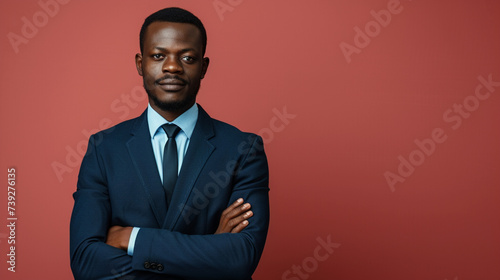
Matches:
[[136, 21, 209, 117]]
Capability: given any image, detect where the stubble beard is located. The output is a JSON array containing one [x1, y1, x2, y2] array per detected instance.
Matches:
[[145, 80, 200, 113]]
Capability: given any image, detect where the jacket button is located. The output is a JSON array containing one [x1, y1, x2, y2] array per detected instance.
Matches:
[[144, 261, 151, 269], [150, 262, 157, 270], [157, 264, 164, 271]]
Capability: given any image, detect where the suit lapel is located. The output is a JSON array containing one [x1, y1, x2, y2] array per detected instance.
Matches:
[[126, 111, 167, 226], [164, 105, 215, 229]]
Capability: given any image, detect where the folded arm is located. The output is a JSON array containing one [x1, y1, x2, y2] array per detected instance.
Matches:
[[70, 134, 269, 280], [129, 136, 269, 280]]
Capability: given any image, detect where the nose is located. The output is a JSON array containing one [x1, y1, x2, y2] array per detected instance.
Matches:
[[162, 55, 183, 74]]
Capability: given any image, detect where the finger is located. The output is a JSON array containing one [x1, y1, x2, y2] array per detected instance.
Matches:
[[222, 198, 244, 216], [227, 210, 253, 229], [225, 203, 251, 220], [231, 220, 249, 233]]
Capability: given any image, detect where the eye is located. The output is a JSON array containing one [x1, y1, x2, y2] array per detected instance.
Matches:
[[182, 56, 196, 63], [152, 54, 164, 60]]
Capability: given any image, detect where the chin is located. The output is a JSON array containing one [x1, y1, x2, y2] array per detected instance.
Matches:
[[151, 95, 196, 112], [145, 84, 197, 112]]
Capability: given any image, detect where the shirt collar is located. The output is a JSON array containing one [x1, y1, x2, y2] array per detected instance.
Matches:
[[147, 103, 198, 139]]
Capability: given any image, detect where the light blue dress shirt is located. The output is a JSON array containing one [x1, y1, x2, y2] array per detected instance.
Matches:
[[127, 103, 198, 256]]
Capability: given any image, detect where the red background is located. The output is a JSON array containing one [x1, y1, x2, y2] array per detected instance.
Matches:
[[1, 0, 500, 279]]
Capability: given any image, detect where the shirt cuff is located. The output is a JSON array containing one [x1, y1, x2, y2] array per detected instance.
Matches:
[[127, 227, 140, 256]]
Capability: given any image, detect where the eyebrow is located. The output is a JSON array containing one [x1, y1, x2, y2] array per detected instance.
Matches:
[[153, 47, 198, 53]]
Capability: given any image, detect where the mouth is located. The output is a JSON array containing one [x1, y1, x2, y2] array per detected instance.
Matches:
[[157, 78, 186, 92]]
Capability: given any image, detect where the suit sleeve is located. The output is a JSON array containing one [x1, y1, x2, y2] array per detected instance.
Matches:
[[69, 135, 164, 280], [131, 135, 270, 280]]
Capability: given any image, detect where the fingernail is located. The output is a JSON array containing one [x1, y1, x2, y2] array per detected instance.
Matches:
[[246, 211, 253, 217], [243, 203, 250, 209], [237, 198, 243, 203]]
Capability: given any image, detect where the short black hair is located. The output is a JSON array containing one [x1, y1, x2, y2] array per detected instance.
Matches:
[[139, 7, 207, 55]]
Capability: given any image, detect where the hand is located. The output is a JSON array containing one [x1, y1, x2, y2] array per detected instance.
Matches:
[[106, 225, 133, 251], [215, 198, 253, 234]]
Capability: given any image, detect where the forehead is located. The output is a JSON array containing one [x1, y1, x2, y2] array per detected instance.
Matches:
[[143, 21, 203, 52]]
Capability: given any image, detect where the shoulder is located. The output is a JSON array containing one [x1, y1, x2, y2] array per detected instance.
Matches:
[[211, 118, 247, 136], [206, 116, 264, 158], [200, 108, 260, 144], [91, 111, 146, 142], [199, 105, 256, 136]]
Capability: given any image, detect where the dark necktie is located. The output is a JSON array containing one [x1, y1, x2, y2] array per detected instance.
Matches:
[[162, 124, 181, 207]]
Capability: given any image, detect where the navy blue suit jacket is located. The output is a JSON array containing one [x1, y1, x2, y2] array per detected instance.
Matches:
[[70, 105, 269, 280]]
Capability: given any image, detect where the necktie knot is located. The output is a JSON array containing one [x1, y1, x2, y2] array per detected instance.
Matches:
[[162, 124, 181, 139]]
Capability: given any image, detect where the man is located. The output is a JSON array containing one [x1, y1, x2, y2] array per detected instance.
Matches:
[[70, 7, 269, 280]]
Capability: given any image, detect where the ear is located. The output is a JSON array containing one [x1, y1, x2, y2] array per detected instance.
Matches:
[[200, 57, 210, 79], [135, 53, 143, 76]]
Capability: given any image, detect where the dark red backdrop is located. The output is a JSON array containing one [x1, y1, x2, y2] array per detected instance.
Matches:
[[1, 0, 499, 279]]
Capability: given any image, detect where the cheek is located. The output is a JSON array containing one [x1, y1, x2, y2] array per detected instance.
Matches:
[[144, 69, 159, 83], [187, 68, 203, 80], [143, 63, 161, 76]]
